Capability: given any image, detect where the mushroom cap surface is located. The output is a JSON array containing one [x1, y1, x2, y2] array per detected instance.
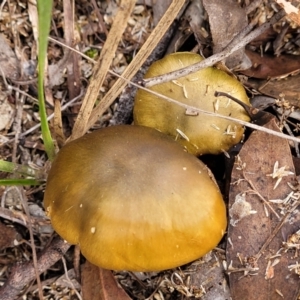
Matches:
[[134, 52, 251, 155], [44, 125, 227, 271]]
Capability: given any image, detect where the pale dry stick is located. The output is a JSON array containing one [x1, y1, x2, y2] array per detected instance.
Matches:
[[105, 70, 300, 145], [285, 123, 300, 157], [144, 9, 286, 87], [16, 187, 43, 300], [46, 25, 300, 145], [1, 91, 82, 144], [85, 0, 187, 132], [61, 256, 82, 300], [91, 0, 108, 35], [18, 92, 83, 139], [245, 0, 263, 14], [243, 174, 281, 219], [0, 207, 50, 229], [0, 0, 7, 15], [254, 200, 300, 261], [70, 0, 136, 141], [47, 0, 186, 132], [12, 94, 25, 163], [0, 206, 27, 227], [0, 236, 71, 300], [144, 277, 170, 300]]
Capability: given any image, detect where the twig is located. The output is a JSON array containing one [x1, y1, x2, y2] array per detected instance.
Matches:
[[108, 72, 300, 144], [0, 91, 83, 147], [0, 206, 50, 234], [61, 256, 82, 300], [254, 200, 300, 261], [282, 120, 300, 157], [85, 0, 187, 132], [91, 0, 108, 35], [243, 173, 281, 219], [245, 0, 263, 14], [0, 236, 71, 300], [45, 38, 300, 145], [70, 0, 136, 141], [19, 92, 83, 138], [109, 21, 178, 125], [143, 9, 286, 87], [17, 188, 43, 300], [11, 94, 25, 163]]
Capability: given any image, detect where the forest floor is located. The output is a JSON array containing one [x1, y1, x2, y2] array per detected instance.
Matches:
[[0, 0, 300, 299]]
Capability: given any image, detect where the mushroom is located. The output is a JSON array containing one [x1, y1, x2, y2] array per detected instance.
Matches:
[[44, 125, 227, 271], [134, 52, 251, 156]]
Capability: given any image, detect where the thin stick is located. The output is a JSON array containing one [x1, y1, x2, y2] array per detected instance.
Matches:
[[61, 256, 82, 300], [255, 200, 300, 261], [106, 71, 300, 144], [70, 0, 136, 141], [85, 0, 187, 133], [0, 236, 71, 300], [243, 174, 281, 219], [143, 9, 286, 87], [17, 188, 43, 300], [45, 38, 300, 144]]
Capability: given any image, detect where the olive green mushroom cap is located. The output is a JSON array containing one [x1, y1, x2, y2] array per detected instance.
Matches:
[[44, 125, 227, 271], [134, 52, 251, 156]]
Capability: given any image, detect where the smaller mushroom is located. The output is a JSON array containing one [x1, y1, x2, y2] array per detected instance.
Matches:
[[44, 125, 227, 271], [134, 52, 251, 156]]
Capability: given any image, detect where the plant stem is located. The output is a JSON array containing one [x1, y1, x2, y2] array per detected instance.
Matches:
[[37, 0, 55, 161]]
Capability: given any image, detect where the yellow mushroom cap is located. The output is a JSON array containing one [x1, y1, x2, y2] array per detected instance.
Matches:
[[134, 52, 251, 156], [44, 125, 227, 271]]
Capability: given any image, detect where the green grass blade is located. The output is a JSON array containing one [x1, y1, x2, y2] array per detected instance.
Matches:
[[0, 160, 37, 177], [37, 0, 55, 161], [0, 178, 42, 186]]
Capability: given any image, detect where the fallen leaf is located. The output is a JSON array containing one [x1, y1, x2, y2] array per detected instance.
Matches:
[[258, 75, 300, 104], [202, 0, 251, 70], [241, 49, 300, 79], [189, 250, 231, 300], [0, 92, 14, 131], [81, 261, 131, 300], [247, 74, 300, 109], [0, 34, 19, 80], [226, 118, 300, 300], [0, 222, 19, 250]]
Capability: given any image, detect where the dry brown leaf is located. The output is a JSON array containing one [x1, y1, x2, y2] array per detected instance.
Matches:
[[0, 34, 19, 80], [27, 0, 38, 43], [202, 0, 251, 70], [0, 222, 19, 251], [241, 49, 300, 79], [189, 251, 231, 299], [0, 92, 14, 131], [226, 118, 300, 300], [81, 261, 131, 300], [258, 74, 300, 106], [247, 74, 300, 107]]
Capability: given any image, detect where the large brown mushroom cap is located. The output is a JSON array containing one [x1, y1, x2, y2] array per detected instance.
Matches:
[[134, 52, 251, 156], [44, 125, 227, 271]]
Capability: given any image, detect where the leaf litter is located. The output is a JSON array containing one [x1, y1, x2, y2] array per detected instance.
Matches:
[[0, 0, 300, 299], [227, 117, 300, 299]]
